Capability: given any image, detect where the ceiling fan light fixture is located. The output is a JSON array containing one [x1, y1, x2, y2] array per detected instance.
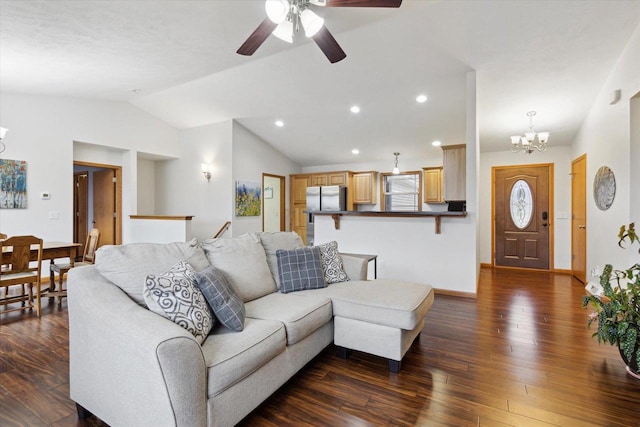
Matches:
[[265, 0, 290, 24], [301, 9, 324, 37], [272, 20, 294, 43]]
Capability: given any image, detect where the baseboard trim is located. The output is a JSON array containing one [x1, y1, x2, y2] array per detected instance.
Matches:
[[480, 263, 493, 268], [434, 288, 477, 299], [553, 269, 572, 275]]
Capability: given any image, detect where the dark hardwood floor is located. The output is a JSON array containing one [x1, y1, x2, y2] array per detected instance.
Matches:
[[1, 268, 639, 426]]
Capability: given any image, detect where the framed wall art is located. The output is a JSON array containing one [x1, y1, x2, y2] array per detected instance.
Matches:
[[0, 159, 27, 209], [235, 180, 261, 216], [593, 166, 616, 211]]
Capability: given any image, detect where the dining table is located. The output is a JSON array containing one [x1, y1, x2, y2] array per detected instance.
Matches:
[[2, 241, 83, 296]]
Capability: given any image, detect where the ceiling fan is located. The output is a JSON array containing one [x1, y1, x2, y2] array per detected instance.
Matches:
[[237, 0, 403, 63]]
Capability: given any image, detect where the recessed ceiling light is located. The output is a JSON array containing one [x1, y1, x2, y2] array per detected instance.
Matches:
[[352, 149, 360, 154], [275, 120, 284, 127], [432, 140, 441, 146], [416, 94, 428, 103], [350, 105, 361, 114]]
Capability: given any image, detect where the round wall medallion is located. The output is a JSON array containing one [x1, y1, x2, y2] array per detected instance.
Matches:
[[593, 166, 616, 210]]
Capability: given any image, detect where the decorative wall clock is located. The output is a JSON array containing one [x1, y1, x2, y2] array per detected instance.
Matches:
[[593, 166, 616, 211]]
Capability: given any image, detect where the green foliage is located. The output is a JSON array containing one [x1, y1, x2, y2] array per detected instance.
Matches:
[[583, 223, 640, 372]]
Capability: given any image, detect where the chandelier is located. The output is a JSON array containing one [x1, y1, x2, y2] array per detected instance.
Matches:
[[266, 0, 325, 43], [510, 111, 550, 154]]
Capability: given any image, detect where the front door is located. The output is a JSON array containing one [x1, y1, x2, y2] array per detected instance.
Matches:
[[494, 165, 552, 269], [571, 155, 587, 283]]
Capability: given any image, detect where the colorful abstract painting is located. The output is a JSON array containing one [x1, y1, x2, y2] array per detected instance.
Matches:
[[0, 159, 27, 209], [235, 180, 261, 216]]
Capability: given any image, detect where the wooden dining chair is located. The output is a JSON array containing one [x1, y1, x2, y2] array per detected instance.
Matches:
[[49, 228, 100, 306], [0, 235, 43, 317]]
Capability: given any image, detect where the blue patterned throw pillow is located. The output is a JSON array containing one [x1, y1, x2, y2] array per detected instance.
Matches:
[[144, 260, 214, 344], [196, 266, 245, 332], [276, 247, 326, 293]]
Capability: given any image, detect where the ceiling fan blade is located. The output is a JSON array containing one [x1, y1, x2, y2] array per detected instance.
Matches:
[[237, 18, 278, 56], [320, 0, 402, 7], [312, 26, 346, 63]]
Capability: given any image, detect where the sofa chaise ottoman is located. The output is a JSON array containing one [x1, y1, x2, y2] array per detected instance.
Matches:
[[68, 232, 434, 427]]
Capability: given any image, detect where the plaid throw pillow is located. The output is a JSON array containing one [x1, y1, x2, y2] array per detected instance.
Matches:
[[276, 247, 327, 293], [196, 266, 246, 332]]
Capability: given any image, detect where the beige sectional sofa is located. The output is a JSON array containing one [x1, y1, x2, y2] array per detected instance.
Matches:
[[68, 232, 433, 427]]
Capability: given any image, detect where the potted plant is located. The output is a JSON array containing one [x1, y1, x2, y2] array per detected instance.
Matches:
[[583, 223, 640, 379]]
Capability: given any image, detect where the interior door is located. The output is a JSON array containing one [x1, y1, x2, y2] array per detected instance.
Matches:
[[93, 169, 116, 247], [571, 155, 587, 283], [263, 174, 285, 232], [494, 165, 551, 269], [73, 172, 89, 254]]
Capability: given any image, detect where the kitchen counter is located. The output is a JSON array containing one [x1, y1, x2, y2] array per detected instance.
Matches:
[[308, 210, 467, 234]]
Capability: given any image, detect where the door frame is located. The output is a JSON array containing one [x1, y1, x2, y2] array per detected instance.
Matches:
[[73, 161, 123, 245], [491, 163, 555, 271], [262, 173, 286, 232], [571, 154, 587, 282]]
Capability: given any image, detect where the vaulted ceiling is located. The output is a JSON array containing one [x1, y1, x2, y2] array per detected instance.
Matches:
[[1, 0, 639, 166]]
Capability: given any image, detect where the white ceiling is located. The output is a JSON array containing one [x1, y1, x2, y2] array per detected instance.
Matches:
[[1, 0, 639, 166]]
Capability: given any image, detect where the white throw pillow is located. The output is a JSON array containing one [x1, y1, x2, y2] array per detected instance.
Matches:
[[143, 260, 214, 344], [316, 241, 350, 284], [201, 233, 277, 302]]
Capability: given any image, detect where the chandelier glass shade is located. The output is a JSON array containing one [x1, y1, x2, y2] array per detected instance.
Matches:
[[392, 152, 400, 175], [266, 0, 325, 42], [511, 111, 550, 154]]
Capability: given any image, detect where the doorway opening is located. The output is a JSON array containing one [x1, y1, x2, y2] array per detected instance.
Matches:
[[262, 173, 285, 232], [492, 163, 554, 270], [73, 161, 122, 250]]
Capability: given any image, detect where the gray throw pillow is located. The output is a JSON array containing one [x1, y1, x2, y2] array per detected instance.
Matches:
[[316, 241, 350, 284], [196, 266, 246, 332], [276, 247, 327, 294], [143, 260, 214, 344]]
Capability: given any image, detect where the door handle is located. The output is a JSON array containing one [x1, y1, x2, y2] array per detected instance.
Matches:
[[578, 225, 586, 229]]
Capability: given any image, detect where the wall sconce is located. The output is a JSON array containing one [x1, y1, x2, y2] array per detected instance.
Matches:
[[0, 127, 8, 154], [201, 163, 213, 182]]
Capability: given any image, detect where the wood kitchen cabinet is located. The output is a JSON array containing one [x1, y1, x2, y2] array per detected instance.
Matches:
[[352, 171, 377, 204], [442, 144, 466, 201], [311, 174, 328, 186], [423, 167, 444, 203]]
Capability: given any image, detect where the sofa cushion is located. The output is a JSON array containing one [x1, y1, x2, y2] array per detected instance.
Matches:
[[143, 260, 214, 344], [276, 247, 326, 294], [257, 231, 304, 289], [316, 241, 349, 284], [95, 239, 210, 307], [296, 279, 434, 330], [201, 234, 276, 302], [245, 292, 332, 345], [202, 318, 286, 397], [196, 266, 245, 332]]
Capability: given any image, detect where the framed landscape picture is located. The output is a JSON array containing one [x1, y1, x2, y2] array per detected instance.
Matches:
[[0, 159, 27, 209], [235, 180, 261, 216]]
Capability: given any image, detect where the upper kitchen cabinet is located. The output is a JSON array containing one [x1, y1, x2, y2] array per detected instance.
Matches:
[[442, 145, 466, 201], [423, 167, 444, 204], [352, 171, 377, 204]]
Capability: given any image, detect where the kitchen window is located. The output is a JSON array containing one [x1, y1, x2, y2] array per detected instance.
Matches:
[[381, 172, 422, 211]]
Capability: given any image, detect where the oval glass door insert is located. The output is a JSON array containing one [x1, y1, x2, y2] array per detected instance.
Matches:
[[510, 180, 533, 229]]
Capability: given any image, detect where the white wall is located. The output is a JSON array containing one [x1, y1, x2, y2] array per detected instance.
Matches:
[[479, 146, 572, 270], [137, 158, 156, 215], [231, 121, 300, 236], [571, 22, 640, 273], [0, 93, 179, 242], [154, 120, 234, 241]]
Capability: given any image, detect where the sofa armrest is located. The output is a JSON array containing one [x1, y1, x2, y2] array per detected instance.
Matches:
[[68, 266, 207, 427], [340, 254, 368, 281]]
